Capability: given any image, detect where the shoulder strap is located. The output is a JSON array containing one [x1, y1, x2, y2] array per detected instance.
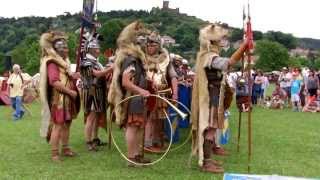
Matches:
[[19, 73, 24, 84]]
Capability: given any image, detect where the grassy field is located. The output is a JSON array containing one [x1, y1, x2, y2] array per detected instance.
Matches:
[[0, 91, 320, 179]]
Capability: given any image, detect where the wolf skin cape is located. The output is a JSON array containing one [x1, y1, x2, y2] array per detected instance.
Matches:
[[107, 21, 150, 125], [191, 24, 229, 166]]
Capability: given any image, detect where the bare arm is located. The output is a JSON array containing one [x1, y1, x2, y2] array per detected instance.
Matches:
[[122, 70, 150, 97], [228, 41, 248, 67], [51, 81, 76, 98], [171, 77, 178, 100], [305, 78, 308, 90], [92, 66, 113, 78]]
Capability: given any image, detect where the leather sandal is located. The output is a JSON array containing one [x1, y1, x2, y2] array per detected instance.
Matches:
[[51, 149, 62, 162], [62, 147, 77, 157], [213, 147, 229, 156], [201, 160, 224, 174], [206, 159, 223, 166], [127, 157, 139, 167], [86, 141, 98, 152], [135, 155, 151, 164], [93, 138, 107, 146]]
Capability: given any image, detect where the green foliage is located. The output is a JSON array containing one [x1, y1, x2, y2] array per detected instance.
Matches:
[[287, 57, 303, 68], [289, 56, 320, 70], [264, 31, 298, 49], [221, 47, 236, 57], [253, 30, 263, 40], [0, 52, 5, 73], [9, 35, 39, 75], [67, 32, 78, 63], [314, 58, 320, 70], [230, 28, 243, 42], [230, 29, 263, 42], [24, 40, 40, 74], [255, 40, 289, 71], [287, 56, 320, 70], [0, 10, 319, 74], [307, 58, 320, 70], [174, 23, 199, 51], [98, 19, 125, 51]]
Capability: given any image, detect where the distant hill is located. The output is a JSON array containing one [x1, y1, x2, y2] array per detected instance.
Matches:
[[0, 9, 319, 74], [298, 38, 320, 50]]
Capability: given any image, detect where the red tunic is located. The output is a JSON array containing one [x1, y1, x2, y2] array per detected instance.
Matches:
[[47, 62, 78, 124]]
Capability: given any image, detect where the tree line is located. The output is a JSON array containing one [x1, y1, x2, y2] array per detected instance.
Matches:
[[0, 9, 319, 75]]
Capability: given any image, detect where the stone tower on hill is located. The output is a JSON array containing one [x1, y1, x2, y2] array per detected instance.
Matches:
[[162, 1, 179, 13]]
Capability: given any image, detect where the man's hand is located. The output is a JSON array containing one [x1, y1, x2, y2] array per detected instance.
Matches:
[[172, 93, 178, 101], [107, 63, 114, 70], [105, 73, 113, 81], [69, 90, 78, 100], [139, 89, 150, 97], [71, 72, 81, 80]]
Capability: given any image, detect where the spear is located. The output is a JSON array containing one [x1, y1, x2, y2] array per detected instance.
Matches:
[[76, 0, 96, 72], [77, 0, 111, 148], [245, 0, 254, 173], [237, 4, 247, 153]]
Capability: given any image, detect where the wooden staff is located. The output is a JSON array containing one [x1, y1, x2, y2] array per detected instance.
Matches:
[[246, 2, 254, 171], [107, 105, 114, 150], [237, 111, 242, 152]]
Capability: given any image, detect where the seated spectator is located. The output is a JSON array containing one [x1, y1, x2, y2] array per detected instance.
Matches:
[[302, 96, 320, 113], [316, 89, 320, 106], [270, 95, 284, 109], [264, 96, 271, 108], [272, 83, 287, 100]]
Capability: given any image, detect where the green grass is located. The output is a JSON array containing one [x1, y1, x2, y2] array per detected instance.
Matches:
[[0, 89, 320, 179]]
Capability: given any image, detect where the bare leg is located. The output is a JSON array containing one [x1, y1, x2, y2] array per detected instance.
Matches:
[[61, 122, 76, 156], [136, 126, 151, 163], [126, 125, 138, 159], [144, 118, 152, 148], [85, 112, 96, 142], [136, 127, 143, 156], [92, 116, 98, 140], [85, 112, 98, 151], [205, 128, 216, 141], [50, 124, 62, 161], [153, 118, 162, 147], [61, 122, 71, 146], [201, 128, 224, 173], [215, 129, 221, 148]]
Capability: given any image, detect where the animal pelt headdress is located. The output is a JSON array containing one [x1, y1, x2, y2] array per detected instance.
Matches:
[[191, 24, 232, 166], [39, 31, 72, 137], [108, 21, 151, 125]]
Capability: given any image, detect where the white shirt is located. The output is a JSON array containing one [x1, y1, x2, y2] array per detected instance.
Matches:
[[279, 72, 292, 88], [261, 76, 269, 89], [7, 73, 31, 97]]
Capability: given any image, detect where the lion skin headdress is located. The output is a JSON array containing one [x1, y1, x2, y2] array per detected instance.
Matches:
[[40, 31, 68, 59], [39, 31, 71, 137]]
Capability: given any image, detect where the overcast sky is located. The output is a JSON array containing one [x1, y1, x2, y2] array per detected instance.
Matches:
[[0, 0, 319, 39]]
